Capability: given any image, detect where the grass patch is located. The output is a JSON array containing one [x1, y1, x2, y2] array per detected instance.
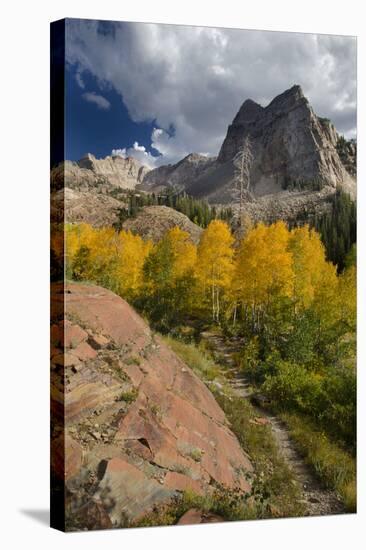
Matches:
[[150, 403, 162, 417], [281, 412, 356, 512], [133, 487, 258, 527], [163, 336, 221, 381], [213, 390, 304, 518], [187, 447, 204, 462], [124, 355, 141, 366], [116, 388, 138, 404]]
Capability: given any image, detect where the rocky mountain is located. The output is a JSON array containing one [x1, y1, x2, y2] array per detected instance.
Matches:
[[52, 86, 356, 229], [336, 136, 357, 177], [51, 189, 203, 242], [142, 85, 356, 208], [51, 187, 125, 227], [122, 205, 203, 243], [51, 153, 150, 192], [140, 153, 216, 194], [214, 85, 355, 196], [51, 282, 253, 528]]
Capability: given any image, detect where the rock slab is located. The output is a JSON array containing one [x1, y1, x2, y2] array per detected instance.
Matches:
[[51, 282, 253, 528]]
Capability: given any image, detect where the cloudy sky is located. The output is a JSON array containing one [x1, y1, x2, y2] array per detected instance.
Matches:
[[65, 18, 356, 167]]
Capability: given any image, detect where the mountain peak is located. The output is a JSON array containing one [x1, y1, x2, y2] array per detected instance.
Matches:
[[218, 85, 310, 163], [266, 84, 306, 111], [233, 99, 264, 124], [213, 85, 355, 198], [181, 152, 211, 163]]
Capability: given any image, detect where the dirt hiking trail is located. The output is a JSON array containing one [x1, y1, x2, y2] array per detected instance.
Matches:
[[201, 331, 344, 517]]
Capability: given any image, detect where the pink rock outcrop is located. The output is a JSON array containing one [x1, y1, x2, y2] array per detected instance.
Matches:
[[51, 282, 253, 526]]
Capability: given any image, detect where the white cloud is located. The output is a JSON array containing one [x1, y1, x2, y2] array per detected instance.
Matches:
[[111, 147, 127, 157], [112, 141, 158, 168], [151, 128, 188, 165], [75, 71, 85, 89], [67, 20, 357, 164], [82, 91, 111, 110], [111, 128, 193, 168]]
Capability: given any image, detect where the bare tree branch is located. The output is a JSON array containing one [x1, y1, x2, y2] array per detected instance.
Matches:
[[233, 136, 253, 225]]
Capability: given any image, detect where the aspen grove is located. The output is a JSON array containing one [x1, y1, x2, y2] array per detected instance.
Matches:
[[54, 219, 356, 450]]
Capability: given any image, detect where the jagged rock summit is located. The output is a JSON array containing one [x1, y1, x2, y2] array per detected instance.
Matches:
[[230, 98, 264, 126], [143, 85, 356, 203], [216, 84, 354, 195], [51, 153, 150, 191]]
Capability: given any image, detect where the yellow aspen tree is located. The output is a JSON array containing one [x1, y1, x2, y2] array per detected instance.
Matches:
[[115, 231, 153, 298], [233, 222, 266, 324], [265, 221, 293, 299], [65, 223, 95, 279], [288, 225, 328, 310], [196, 220, 234, 322], [167, 226, 198, 316], [239, 213, 254, 239], [65, 223, 153, 299], [64, 223, 81, 265], [233, 221, 293, 329], [311, 260, 339, 345], [83, 226, 118, 284], [165, 227, 197, 281]]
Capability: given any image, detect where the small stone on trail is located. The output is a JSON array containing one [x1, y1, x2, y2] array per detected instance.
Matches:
[[254, 416, 270, 425], [177, 508, 223, 525]]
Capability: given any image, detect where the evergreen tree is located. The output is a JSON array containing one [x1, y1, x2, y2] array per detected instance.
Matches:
[[313, 188, 356, 270]]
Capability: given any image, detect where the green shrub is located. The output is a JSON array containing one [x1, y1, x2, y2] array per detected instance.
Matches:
[[320, 366, 356, 448], [262, 360, 322, 414], [238, 336, 260, 379], [116, 388, 138, 404], [133, 487, 257, 527]]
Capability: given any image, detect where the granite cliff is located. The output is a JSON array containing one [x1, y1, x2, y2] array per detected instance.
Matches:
[[140, 153, 216, 194], [141, 85, 356, 210], [213, 85, 355, 197]]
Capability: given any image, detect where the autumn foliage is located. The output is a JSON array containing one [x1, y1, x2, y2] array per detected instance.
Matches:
[[58, 219, 355, 337], [52, 218, 356, 451]]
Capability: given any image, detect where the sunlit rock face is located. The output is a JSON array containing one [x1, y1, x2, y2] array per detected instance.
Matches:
[[216, 85, 355, 197], [51, 153, 150, 191], [142, 86, 355, 206], [51, 282, 253, 525]]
